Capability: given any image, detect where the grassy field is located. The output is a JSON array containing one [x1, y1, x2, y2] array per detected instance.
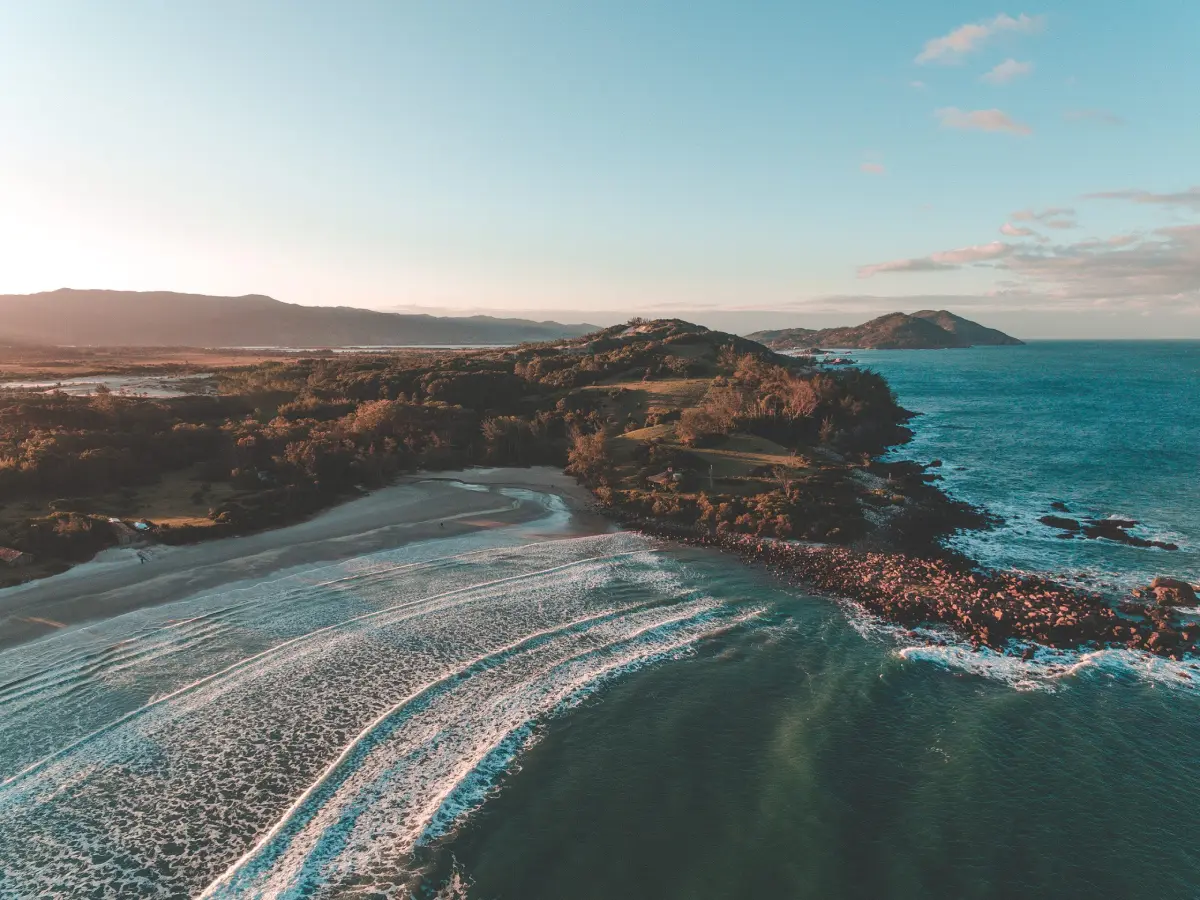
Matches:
[[592, 375, 815, 498], [114, 469, 239, 527], [0, 467, 237, 534]]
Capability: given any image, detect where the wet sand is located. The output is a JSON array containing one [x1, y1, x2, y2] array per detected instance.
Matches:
[[0, 467, 604, 649]]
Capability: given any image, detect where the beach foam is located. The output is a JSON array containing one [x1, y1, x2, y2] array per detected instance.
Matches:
[[0, 528, 758, 898], [841, 596, 1200, 694]]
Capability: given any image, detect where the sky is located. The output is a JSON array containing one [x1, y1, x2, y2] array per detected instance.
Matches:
[[0, 1, 1197, 337]]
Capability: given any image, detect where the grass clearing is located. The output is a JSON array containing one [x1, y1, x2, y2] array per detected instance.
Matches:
[[584, 377, 711, 409], [0, 466, 237, 532]]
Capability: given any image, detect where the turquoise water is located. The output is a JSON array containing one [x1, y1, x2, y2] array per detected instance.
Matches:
[[437, 552, 1200, 900], [0, 493, 763, 898], [431, 342, 1200, 900], [864, 340, 1200, 590], [1, 344, 1198, 898]]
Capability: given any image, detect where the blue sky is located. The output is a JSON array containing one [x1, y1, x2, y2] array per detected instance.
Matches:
[[0, 1, 1197, 336]]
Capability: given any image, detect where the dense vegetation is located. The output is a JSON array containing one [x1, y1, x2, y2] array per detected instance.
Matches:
[[0, 319, 949, 580]]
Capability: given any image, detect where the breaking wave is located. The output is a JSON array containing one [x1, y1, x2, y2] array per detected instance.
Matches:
[[0, 529, 758, 898], [841, 597, 1200, 694]]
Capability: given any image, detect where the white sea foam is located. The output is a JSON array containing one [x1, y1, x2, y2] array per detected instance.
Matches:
[[840, 597, 1200, 694], [0, 528, 756, 898]]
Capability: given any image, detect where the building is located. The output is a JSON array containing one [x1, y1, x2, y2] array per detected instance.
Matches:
[[647, 467, 686, 487], [0, 547, 33, 568]]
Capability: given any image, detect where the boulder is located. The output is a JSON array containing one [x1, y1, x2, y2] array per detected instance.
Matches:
[[1147, 630, 1180, 650], [1149, 577, 1198, 607]]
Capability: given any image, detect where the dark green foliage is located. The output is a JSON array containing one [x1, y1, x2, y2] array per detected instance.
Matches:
[[687, 353, 911, 453]]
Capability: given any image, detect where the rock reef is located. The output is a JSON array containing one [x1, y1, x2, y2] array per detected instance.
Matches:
[[1039, 513, 1179, 551], [619, 516, 1199, 660]]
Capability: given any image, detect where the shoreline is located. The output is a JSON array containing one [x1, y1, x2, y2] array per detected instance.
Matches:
[[618, 515, 1199, 660], [8, 457, 1194, 665], [0, 467, 605, 650]]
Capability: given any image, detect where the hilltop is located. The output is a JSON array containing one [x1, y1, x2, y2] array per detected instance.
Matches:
[[747, 310, 1022, 350], [0, 289, 597, 347]]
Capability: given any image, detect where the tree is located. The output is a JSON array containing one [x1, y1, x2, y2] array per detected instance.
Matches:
[[565, 428, 612, 487]]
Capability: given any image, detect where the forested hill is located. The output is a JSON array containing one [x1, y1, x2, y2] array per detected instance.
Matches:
[[747, 310, 1022, 350], [0, 289, 597, 347], [0, 318, 946, 582]]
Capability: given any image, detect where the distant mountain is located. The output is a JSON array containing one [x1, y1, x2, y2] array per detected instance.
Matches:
[[746, 311, 1022, 350], [0, 290, 599, 347]]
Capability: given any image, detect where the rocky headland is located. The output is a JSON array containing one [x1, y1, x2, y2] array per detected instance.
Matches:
[[747, 310, 1023, 351], [615, 515, 1199, 661]]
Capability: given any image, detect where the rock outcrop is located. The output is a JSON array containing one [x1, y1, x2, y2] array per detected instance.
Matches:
[[1039, 513, 1179, 551], [1148, 577, 1198, 606], [612, 515, 1199, 660]]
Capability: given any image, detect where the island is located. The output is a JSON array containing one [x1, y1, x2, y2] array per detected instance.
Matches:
[[747, 310, 1023, 351], [0, 318, 1192, 660]]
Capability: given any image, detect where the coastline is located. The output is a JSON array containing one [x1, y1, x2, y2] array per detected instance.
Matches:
[[9, 458, 1193, 664], [618, 515, 1199, 660], [0, 466, 605, 650]]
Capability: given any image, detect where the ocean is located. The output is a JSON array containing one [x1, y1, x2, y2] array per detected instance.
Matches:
[[870, 340, 1200, 590], [0, 342, 1197, 898], [434, 341, 1200, 900]]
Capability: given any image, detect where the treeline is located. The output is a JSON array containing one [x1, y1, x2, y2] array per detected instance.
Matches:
[[676, 354, 909, 453], [0, 393, 251, 498]]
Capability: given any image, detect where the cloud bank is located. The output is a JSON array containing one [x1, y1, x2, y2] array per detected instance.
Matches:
[[858, 222, 1200, 311]]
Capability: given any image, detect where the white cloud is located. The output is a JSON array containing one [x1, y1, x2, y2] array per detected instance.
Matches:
[[859, 241, 1014, 277], [1085, 186, 1200, 211], [1043, 218, 1077, 229], [1001, 222, 1035, 236], [935, 107, 1032, 135], [857, 259, 955, 277], [1064, 109, 1124, 126], [932, 241, 1015, 264], [916, 13, 1045, 64], [981, 58, 1034, 84], [909, 80, 927, 89], [1011, 206, 1075, 221], [860, 162, 886, 175]]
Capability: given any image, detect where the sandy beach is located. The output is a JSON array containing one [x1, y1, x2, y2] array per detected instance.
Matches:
[[0, 466, 605, 650]]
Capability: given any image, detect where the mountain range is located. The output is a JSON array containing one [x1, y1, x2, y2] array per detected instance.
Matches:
[[0, 290, 598, 347], [746, 311, 1023, 350]]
